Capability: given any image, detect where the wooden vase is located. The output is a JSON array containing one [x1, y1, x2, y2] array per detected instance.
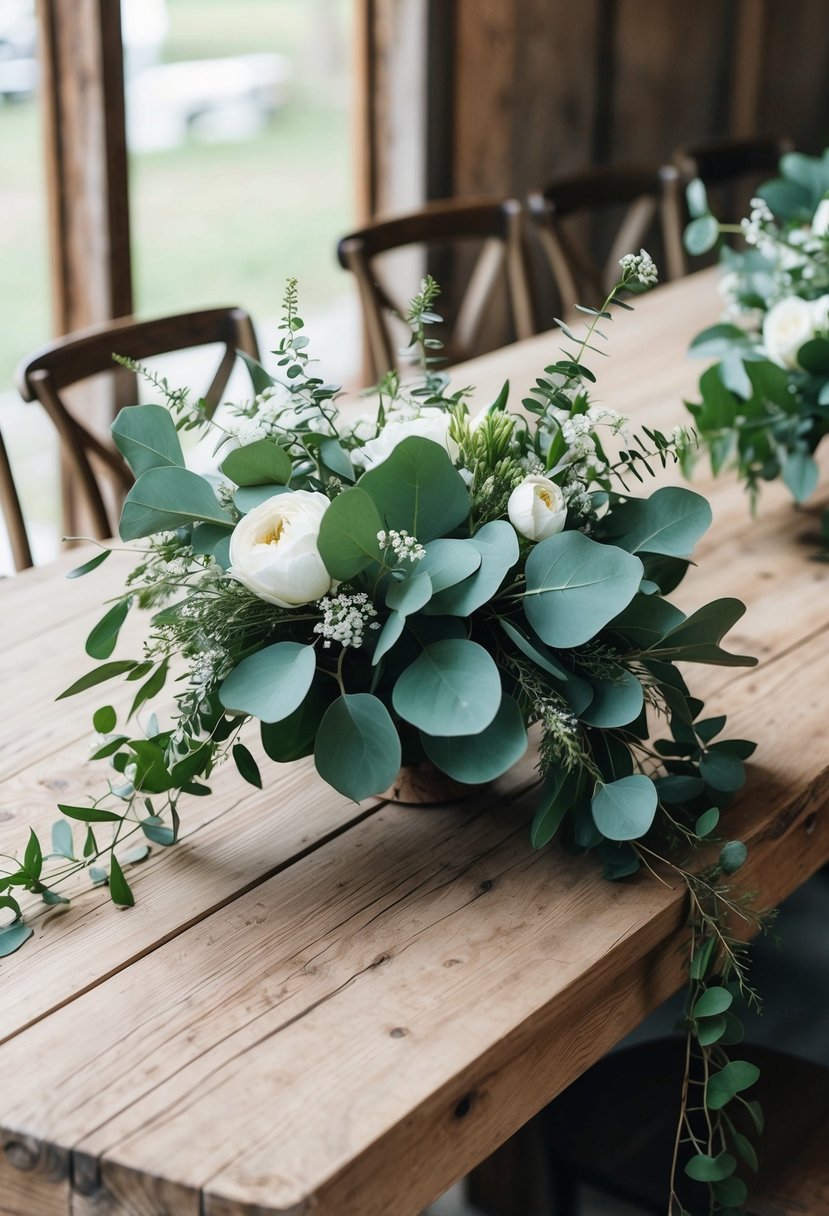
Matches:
[[380, 761, 478, 806]]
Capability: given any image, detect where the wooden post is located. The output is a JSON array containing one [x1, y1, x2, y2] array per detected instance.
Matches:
[[36, 0, 133, 535]]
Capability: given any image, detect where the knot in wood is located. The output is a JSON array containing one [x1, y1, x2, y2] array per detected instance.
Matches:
[[4, 1140, 39, 1172]]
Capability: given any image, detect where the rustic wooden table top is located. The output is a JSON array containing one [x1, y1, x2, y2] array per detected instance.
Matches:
[[2, 268, 828, 1216]]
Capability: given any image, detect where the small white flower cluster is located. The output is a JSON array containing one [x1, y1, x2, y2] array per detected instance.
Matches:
[[586, 404, 626, 434], [313, 592, 379, 649], [377, 529, 425, 563], [225, 384, 337, 451], [191, 646, 231, 688], [521, 452, 545, 475], [619, 248, 658, 286], [740, 197, 775, 247]]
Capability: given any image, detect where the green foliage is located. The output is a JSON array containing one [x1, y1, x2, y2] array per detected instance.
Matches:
[[393, 640, 502, 736], [112, 404, 185, 478], [422, 696, 528, 783], [358, 436, 470, 542], [314, 693, 401, 801], [591, 775, 658, 841], [317, 486, 383, 580], [221, 439, 293, 487], [120, 467, 231, 540], [219, 643, 316, 724]]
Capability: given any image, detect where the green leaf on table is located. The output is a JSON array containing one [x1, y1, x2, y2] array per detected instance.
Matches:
[[719, 840, 748, 874], [392, 639, 502, 736], [695, 807, 720, 838], [24, 829, 42, 881], [120, 467, 231, 540], [422, 695, 527, 784], [591, 775, 657, 841], [85, 598, 132, 661], [141, 816, 176, 846], [706, 1060, 760, 1110], [314, 693, 401, 801], [220, 642, 316, 724], [417, 538, 482, 594], [651, 598, 756, 666], [59, 804, 123, 823], [57, 660, 138, 700], [607, 594, 686, 650], [233, 483, 292, 514], [604, 487, 712, 559], [425, 520, 519, 616], [108, 854, 135, 907], [523, 532, 642, 648], [685, 1153, 736, 1182], [112, 404, 184, 478], [692, 985, 733, 1018], [0, 919, 33, 956], [221, 439, 292, 487], [50, 820, 74, 860], [232, 743, 262, 788], [358, 437, 470, 541], [317, 486, 383, 580], [781, 450, 819, 503], [684, 214, 720, 255], [700, 749, 746, 793], [93, 705, 117, 734], [67, 549, 111, 579]]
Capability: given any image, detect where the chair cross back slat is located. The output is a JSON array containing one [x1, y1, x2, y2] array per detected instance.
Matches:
[[338, 197, 535, 382], [15, 306, 259, 542]]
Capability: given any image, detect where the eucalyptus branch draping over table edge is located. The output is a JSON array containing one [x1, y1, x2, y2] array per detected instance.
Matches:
[[682, 148, 829, 551], [2, 258, 770, 1213]]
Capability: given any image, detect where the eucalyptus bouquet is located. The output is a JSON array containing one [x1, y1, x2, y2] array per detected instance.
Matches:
[[683, 150, 829, 518], [3, 262, 767, 1212]]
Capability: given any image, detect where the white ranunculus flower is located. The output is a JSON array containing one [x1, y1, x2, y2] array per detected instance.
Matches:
[[359, 408, 459, 469], [507, 475, 567, 542], [762, 296, 816, 369], [811, 294, 829, 334], [229, 491, 334, 608], [812, 197, 829, 237]]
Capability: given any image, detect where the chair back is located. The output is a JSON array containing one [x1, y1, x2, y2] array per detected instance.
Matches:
[[0, 428, 33, 572], [674, 135, 795, 228], [16, 306, 259, 540], [338, 197, 535, 381], [528, 164, 685, 318]]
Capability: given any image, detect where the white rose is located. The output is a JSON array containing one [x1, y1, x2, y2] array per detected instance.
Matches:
[[507, 475, 567, 542], [229, 490, 334, 608], [359, 408, 459, 469], [812, 197, 829, 237], [762, 296, 816, 369], [811, 294, 829, 334]]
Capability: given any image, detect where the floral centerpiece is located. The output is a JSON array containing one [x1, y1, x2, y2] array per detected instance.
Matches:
[[3, 260, 768, 1213], [683, 150, 829, 526]]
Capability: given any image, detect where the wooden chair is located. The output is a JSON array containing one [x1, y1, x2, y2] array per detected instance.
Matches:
[[527, 164, 685, 319], [536, 1038, 829, 1215], [0, 427, 33, 572], [16, 306, 259, 541], [337, 197, 535, 382], [673, 134, 795, 192]]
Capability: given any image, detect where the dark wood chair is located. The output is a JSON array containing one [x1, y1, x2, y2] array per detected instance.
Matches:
[[337, 197, 535, 382], [15, 306, 259, 541], [0, 427, 33, 572], [673, 135, 795, 235], [527, 164, 685, 319]]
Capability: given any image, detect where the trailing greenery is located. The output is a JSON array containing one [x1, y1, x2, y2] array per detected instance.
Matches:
[[1, 263, 765, 1214], [682, 150, 829, 544]]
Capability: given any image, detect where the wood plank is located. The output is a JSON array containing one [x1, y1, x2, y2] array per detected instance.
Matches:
[[1, 623, 827, 1215]]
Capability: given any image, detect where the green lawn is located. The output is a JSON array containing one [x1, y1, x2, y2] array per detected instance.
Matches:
[[0, 0, 353, 388]]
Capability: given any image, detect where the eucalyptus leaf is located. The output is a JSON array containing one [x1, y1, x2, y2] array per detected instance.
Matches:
[[524, 532, 642, 649], [580, 666, 644, 728], [108, 854, 135, 907], [372, 610, 406, 666], [112, 404, 184, 477], [260, 678, 332, 763], [314, 693, 401, 801], [422, 696, 527, 784], [426, 520, 519, 616], [392, 639, 502, 737], [781, 449, 819, 503], [219, 642, 316, 724], [221, 439, 292, 487], [591, 775, 657, 841], [358, 437, 469, 541], [85, 598, 131, 661], [386, 571, 432, 616], [317, 486, 383, 580], [233, 484, 292, 513], [120, 467, 231, 540], [606, 487, 711, 559], [417, 538, 481, 594]]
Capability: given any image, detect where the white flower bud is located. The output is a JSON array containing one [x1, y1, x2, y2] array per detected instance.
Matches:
[[229, 491, 333, 608], [507, 475, 567, 542], [762, 296, 817, 369]]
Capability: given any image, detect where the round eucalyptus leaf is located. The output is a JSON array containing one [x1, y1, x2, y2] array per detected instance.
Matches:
[[314, 693, 401, 801], [605, 487, 712, 559], [700, 750, 745, 793], [591, 774, 657, 842], [579, 666, 643, 728], [120, 467, 231, 541], [684, 213, 720, 255], [317, 486, 383, 580], [260, 679, 332, 763], [372, 610, 406, 667], [221, 438, 292, 487], [418, 538, 481, 593], [219, 642, 316, 724], [358, 436, 470, 542], [392, 639, 502, 737], [719, 839, 748, 874], [524, 532, 642, 649], [422, 695, 527, 784], [696, 1014, 727, 1046], [233, 484, 292, 514], [112, 404, 184, 478], [386, 571, 432, 616], [426, 520, 519, 616], [692, 985, 733, 1018], [684, 1153, 736, 1182]]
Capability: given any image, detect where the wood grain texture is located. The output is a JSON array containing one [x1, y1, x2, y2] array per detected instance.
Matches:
[[3, 270, 829, 1215]]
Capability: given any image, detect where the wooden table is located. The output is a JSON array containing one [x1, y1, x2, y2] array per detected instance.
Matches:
[[2, 269, 829, 1216]]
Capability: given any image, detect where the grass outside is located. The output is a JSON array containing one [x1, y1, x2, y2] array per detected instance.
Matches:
[[0, 0, 354, 389]]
